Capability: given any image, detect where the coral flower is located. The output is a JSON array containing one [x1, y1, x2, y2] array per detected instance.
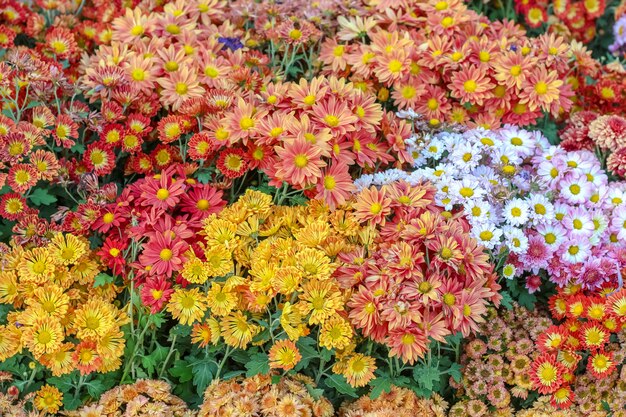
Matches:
[[530, 353, 565, 394], [157, 66, 205, 111], [386, 325, 428, 365], [138, 173, 185, 211], [353, 186, 392, 226], [315, 163, 355, 210], [140, 276, 174, 313], [139, 234, 188, 278], [450, 64, 494, 106], [268, 339, 302, 371], [274, 138, 326, 188]]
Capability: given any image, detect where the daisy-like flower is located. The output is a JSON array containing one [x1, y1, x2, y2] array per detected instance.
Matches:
[[560, 239, 590, 264], [503, 198, 530, 226], [530, 353, 565, 394], [587, 350, 617, 379], [504, 226, 529, 254], [520, 68, 564, 112], [138, 173, 185, 211], [157, 65, 205, 111], [315, 163, 355, 210], [386, 325, 428, 365], [221, 311, 259, 349], [140, 276, 173, 314], [7, 163, 37, 193], [84, 142, 115, 176], [319, 315, 353, 350], [0, 193, 27, 221], [34, 385, 63, 414], [23, 319, 64, 356], [139, 234, 188, 278], [342, 354, 377, 387], [312, 97, 358, 137], [167, 287, 207, 325], [111, 8, 154, 43], [216, 148, 248, 178], [268, 339, 301, 371], [274, 138, 326, 188], [551, 386, 574, 409], [353, 186, 392, 226], [450, 64, 494, 106], [48, 233, 87, 266], [73, 340, 102, 375], [472, 222, 502, 250]]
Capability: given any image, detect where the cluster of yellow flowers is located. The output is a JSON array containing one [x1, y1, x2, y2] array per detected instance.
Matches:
[[0, 233, 127, 377], [171, 190, 366, 366]]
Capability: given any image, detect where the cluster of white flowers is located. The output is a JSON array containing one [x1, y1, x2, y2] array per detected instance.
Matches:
[[355, 124, 626, 288]]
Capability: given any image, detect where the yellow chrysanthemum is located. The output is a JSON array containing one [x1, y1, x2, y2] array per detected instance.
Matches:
[[269, 339, 302, 371], [298, 279, 344, 325], [221, 311, 259, 349], [0, 325, 22, 361], [295, 247, 333, 280], [181, 254, 210, 284], [25, 284, 70, 320], [206, 283, 238, 316], [167, 287, 207, 325], [23, 318, 64, 356], [204, 244, 233, 277], [48, 233, 87, 265], [319, 316, 353, 351], [73, 298, 117, 339], [0, 271, 18, 304], [18, 248, 55, 283], [34, 384, 63, 414], [342, 354, 376, 387], [280, 302, 309, 341]]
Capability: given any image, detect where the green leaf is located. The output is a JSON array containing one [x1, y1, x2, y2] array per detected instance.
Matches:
[[324, 374, 358, 398], [518, 291, 537, 310], [192, 361, 216, 394], [47, 375, 76, 393], [222, 370, 244, 380], [196, 169, 212, 184], [85, 379, 106, 398], [70, 142, 85, 153], [412, 361, 440, 392], [63, 395, 82, 410], [369, 376, 392, 399], [148, 312, 166, 328], [93, 272, 115, 287], [28, 188, 57, 206], [446, 363, 462, 383], [141, 344, 168, 376], [245, 352, 270, 378], [169, 360, 193, 383], [500, 291, 514, 310], [295, 337, 318, 370]]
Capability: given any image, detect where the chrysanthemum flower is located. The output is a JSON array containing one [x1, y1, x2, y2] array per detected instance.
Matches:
[[221, 311, 259, 349], [73, 340, 102, 375], [530, 353, 565, 394], [34, 384, 63, 414], [353, 186, 392, 226], [111, 8, 154, 43], [342, 353, 376, 387], [167, 287, 207, 325], [450, 64, 494, 106], [274, 138, 326, 188], [217, 147, 248, 178], [319, 315, 353, 350], [138, 173, 185, 211], [587, 350, 616, 378], [520, 68, 564, 112], [312, 97, 358, 137], [0, 193, 27, 220], [139, 234, 188, 278], [386, 325, 428, 365], [299, 279, 344, 325], [157, 66, 205, 111], [140, 276, 174, 314], [268, 339, 301, 371]]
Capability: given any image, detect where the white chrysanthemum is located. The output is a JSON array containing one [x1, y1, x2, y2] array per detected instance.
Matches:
[[354, 174, 374, 191], [503, 226, 529, 255], [560, 240, 590, 264], [449, 178, 486, 203], [472, 222, 503, 249], [503, 198, 530, 226], [463, 199, 494, 224], [498, 126, 536, 158], [450, 143, 482, 172], [536, 223, 567, 250], [422, 138, 446, 160], [502, 263, 516, 279], [527, 193, 555, 225]]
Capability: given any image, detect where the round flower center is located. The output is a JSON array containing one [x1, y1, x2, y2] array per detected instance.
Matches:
[[239, 117, 254, 130], [37, 330, 52, 344], [463, 80, 477, 93], [289, 29, 302, 40], [196, 199, 210, 210], [323, 175, 336, 190], [479, 230, 493, 241], [294, 154, 308, 168], [440, 247, 452, 260], [388, 59, 402, 73], [324, 115, 339, 127], [369, 203, 382, 214], [156, 188, 170, 201], [175, 82, 188, 95], [160, 248, 173, 261], [510, 207, 522, 217]]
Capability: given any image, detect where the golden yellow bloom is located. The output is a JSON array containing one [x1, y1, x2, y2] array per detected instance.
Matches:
[[167, 287, 208, 325], [221, 311, 259, 349], [272, 266, 303, 295], [18, 248, 55, 283], [319, 316, 353, 350], [0, 325, 22, 361], [0, 271, 18, 304], [280, 302, 309, 341], [269, 339, 302, 371], [34, 384, 63, 414], [342, 354, 376, 387], [23, 318, 64, 356], [203, 216, 239, 249], [42, 342, 74, 377], [73, 298, 117, 339], [204, 244, 233, 277], [181, 253, 210, 284], [25, 284, 69, 320], [206, 283, 238, 316], [294, 219, 331, 247], [70, 255, 100, 284], [49, 233, 88, 265], [295, 247, 334, 280], [237, 189, 273, 217], [298, 279, 344, 325]]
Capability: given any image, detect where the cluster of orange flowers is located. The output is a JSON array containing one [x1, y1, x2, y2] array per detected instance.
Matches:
[[315, 0, 576, 129]]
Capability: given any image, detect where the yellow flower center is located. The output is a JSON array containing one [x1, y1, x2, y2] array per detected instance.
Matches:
[[463, 80, 477, 93], [370, 203, 382, 214], [239, 117, 254, 130], [510, 65, 522, 76], [324, 175, 336, 190], [130, 25, 144, 36], [324, 115, 339, 127], [175, 82, 188, 95], [196, 199, 210, 210], [294, 154, 308, 168], [156, 188, 170, 201], [388, 59, 402, 73], [535, 81, 548, 95]]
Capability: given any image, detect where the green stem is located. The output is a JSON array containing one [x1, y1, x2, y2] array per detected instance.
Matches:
[[120, 318, 151, 383], [159, 334, 178, 378], [74, 375, 85, 399], [215, 346, 232, 379]]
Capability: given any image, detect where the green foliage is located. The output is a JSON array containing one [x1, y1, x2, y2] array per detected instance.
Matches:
[[28, 188, 57, 206]]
